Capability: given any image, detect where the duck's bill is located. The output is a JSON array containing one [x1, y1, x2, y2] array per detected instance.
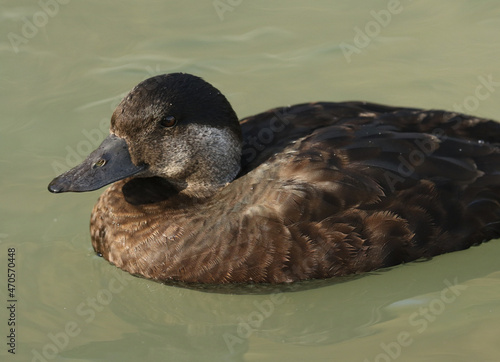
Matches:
[[48, 134, 147, 193]]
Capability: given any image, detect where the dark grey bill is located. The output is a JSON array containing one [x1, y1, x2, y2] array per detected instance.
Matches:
[[48, 134, 147, 193]]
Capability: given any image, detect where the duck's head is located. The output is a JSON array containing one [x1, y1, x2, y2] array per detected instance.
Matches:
[[48, 73, 243, 198]]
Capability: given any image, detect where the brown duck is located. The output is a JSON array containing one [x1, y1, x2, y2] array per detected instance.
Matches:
[[48, 73, 500, 286]]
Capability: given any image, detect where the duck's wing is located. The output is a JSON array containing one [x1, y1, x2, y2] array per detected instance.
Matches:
[[240, 101, 500, 194], [240, 101, 500, 174], [234, 102, 500, 279]]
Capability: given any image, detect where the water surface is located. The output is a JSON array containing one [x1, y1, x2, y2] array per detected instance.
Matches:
[[1, 1, 500, 361]]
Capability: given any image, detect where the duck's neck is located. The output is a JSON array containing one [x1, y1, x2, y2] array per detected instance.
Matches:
[[176, 157, 241, 199], [121, 177, 179, 205], [121, 154, 241, 205]]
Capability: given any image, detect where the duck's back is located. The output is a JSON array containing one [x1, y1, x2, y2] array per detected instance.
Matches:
[[92, 101, 500, 284], [233, 102, 500, 278]]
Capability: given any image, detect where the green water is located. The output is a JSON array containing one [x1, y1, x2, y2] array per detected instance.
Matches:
[[1, 0, 500, 361]]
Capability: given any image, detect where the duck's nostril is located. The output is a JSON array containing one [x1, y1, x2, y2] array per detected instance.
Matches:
[[93, 159, 107, 168]]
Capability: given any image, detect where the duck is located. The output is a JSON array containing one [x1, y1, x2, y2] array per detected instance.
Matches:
[[48, 72, 500, 286]]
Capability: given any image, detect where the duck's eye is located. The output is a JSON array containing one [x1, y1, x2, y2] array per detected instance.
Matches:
[[160, 116, 177, 128]]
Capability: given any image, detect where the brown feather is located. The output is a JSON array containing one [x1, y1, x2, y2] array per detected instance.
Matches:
[[89, 100, 500, 285], [46, 75, 500, 286]]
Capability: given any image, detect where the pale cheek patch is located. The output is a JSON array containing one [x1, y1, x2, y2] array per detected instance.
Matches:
[[155, 124, 241, 186], [158, 136, 193, 177], [194, 124, 239, 157]]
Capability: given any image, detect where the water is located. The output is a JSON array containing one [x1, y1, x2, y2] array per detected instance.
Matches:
[[1, 1, 500, 361]]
